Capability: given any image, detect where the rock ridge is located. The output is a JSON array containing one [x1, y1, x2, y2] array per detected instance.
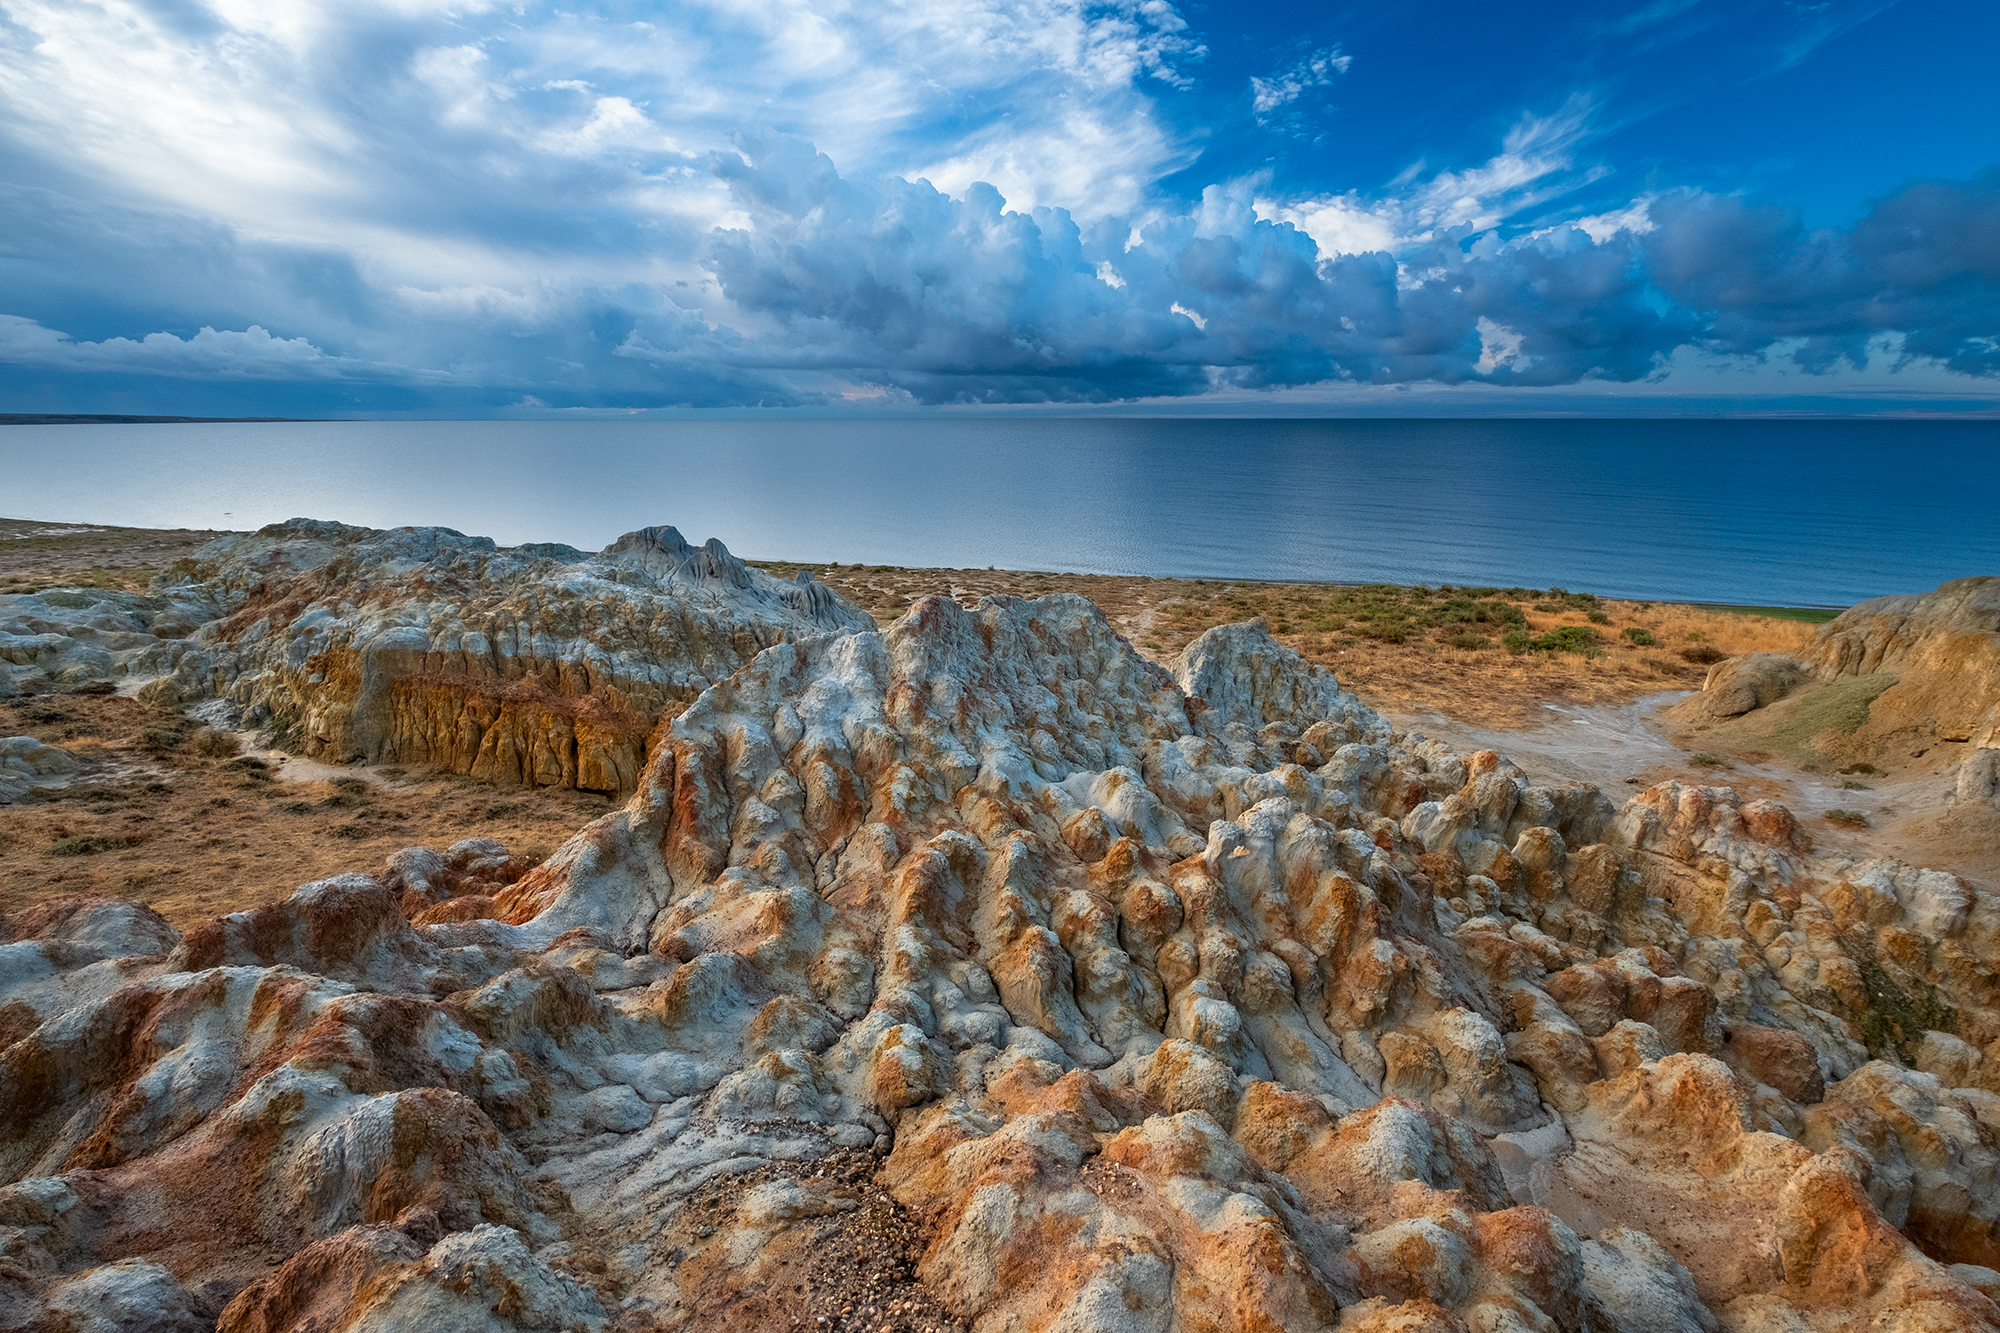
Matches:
[[1, 518, 874, 795]]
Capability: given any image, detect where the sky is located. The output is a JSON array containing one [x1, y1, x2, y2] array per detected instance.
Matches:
[[0, 0, 1995, 416]]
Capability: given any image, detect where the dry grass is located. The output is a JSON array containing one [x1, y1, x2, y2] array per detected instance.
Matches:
[[0, 516, 234, 595], [1631, 603, 1818, 658], [0, 692, 608, 930], [770, 561, 1825, 729]]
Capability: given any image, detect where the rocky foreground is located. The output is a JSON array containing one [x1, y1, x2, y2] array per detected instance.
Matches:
[[4, 540, 2000, 1332]]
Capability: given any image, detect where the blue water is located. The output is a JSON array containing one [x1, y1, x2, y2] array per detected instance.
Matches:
[[2, 418, 1994, 606]]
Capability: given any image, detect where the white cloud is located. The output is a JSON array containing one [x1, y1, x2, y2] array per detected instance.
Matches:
[[1250, 45, 1351, 123], [1474, 317, 1529, 373], [0, 0, 1204, 281], [1258, 95, 1605, 257], [0, 314, 437, 381], [1259, 193, 1400, 257], [1571, 197, 1657, 243]]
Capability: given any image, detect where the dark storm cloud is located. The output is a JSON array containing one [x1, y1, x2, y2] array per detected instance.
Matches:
[[690, 139, 1999, 403]]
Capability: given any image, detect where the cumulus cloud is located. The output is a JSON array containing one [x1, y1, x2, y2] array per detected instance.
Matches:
[[680, 134, 1998, 402], [0, 0, 1991, 409], [0, 316, 423, 381]]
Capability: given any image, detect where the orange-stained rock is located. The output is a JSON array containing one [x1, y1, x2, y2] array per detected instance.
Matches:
[[3, 586, 1998, 1332]]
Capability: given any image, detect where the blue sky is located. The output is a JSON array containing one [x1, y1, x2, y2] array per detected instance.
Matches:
[[0, 0, 1994, 415]]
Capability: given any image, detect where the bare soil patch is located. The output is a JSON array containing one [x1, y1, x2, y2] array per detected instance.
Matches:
[[0, 690, 609, 929]]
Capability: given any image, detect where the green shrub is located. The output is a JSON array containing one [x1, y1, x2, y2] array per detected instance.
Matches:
[[51, 834, 129, 856], [1621, 627, 1656, 646], [1436, 599, 1525, 628], [1445, 633, 1491, 650], [1586, 610, 1611, 625], [1680, 645, 1727, 665], [1689, 753, 1725, 767], [1530, 625, 1600, 654], [192, 727, 238, 758], [1826, 809, 1869, 828], [1502, 629, 1533, 653]]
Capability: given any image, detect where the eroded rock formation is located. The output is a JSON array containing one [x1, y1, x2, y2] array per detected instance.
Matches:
[[1803, 577, 2000, 749], [1676, 576, 1999, 762], [0, 519, 872, 795], [4, 597, 2000, 1331]]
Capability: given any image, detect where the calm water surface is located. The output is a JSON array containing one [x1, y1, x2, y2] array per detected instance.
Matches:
[[2, 418, 1994, 606]]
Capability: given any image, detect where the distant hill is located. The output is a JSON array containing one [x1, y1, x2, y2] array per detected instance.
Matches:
[[0, 413, 324, 424]]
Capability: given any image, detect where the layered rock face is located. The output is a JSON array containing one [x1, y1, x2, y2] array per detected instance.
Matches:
[[1680, 572, 1992, 768], [0, 519, 871, 794], [5, 597, 2000, 1331], [1801, 577, 2000, 747]]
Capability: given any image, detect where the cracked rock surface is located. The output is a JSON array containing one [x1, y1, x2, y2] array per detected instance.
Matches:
[[4, 589, 2000, 1332]]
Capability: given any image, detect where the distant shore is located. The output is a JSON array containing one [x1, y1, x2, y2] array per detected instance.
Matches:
[[0, 413, 324, 425]]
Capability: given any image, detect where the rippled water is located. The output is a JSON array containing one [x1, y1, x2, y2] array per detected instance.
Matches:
[[4, 417, 1995, 605]]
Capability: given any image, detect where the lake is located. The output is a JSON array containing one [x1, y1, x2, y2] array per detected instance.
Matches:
[[2, 416, 1994, 606]]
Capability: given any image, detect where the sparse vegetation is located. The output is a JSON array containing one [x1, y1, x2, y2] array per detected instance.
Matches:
[[1837, 932, 1958, 1061], [51, 834, 131, 856], [1680, 645, 1728, 665], [1692, 603, 1842, 625], [1680, 671, 1897, 773], [1529, 626, 1600, 654], [192, 727, 239, 758], [1826, 809, 1870, 828], [1445, 633, 1491, 650], [1689, 753, 1725, 767]]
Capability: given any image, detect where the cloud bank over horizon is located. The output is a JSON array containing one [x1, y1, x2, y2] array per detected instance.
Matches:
[[0, 0, 1995, 413]]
